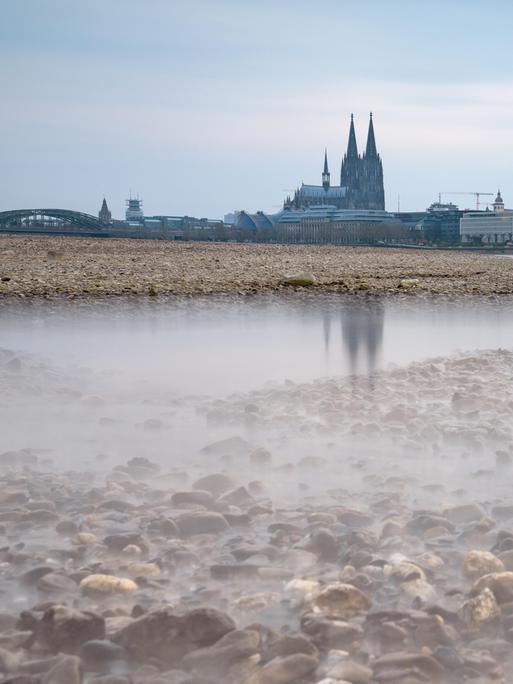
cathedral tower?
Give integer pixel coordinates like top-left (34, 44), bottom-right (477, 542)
top-left (322, 149), bottom-right (330, 189)
top-left (340, 114), bottom-right (360, 208)
top-left (360, 113), bottom-right (385, 210)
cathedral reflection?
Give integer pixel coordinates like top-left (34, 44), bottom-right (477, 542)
top-left (322, 302), bottom-right (385, 377)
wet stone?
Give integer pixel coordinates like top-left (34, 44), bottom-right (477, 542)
top-left (176, 511), bottom-right (229, 536)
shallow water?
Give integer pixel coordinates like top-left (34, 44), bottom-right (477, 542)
top-left (2, 293), bottom-right (513, 396)
top-left (3, 295), bottom-right (513, 680)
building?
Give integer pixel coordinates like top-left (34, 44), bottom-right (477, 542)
top-left (421, 202), bottom-right (463, 244)
top-left (125, 197), bottom-right (144, 224)
top-left (460, 191), bottom-right (513, 244)
top-left (98, 198), bottom-right (112, 224)
top-left (286, 113), bottom-right (385, 211)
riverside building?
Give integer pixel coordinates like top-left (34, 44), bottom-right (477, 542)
top-left (460, 191), bottom-right (513, 244)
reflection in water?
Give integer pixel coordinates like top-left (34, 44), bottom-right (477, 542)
top-left (323, 302), bottom-right (384, 377)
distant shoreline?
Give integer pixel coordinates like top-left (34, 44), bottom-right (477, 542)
top-left (2, 234), bottom-right (513, 299)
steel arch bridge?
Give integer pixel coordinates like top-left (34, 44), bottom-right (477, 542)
top-left (0, 208), bottom-right (105, 231)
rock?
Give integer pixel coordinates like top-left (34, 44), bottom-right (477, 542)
top-left (0, 646), bottom-right (21, 673)
top-left (85, 676), bottom-right (132, 684)
top-left (41, 655), bottom-right (81, 684)
top-left (181, 628), bottom-right (260, 677)
top-left (326, 660), bottom-right (373, 683)
top-left (445, 503), bottom-right (484, 525)
top-left (463, 550), bottom-right (505, 579)
top-left (460, 588), bottom-right (500, 626)
top-left (312, 583), bottom-right (371, 618)
top-left (103, 533), bottom-right (149, 553)
top-left (192, 473), bottom-right (236, 496)
top-left (200, 436), bottom-right (249, 456)
top-left (111, 607), bottom-right (235, 666)
top-left (177, 511), bottom-right (229, 536)
top-left (37, 605), bottom-right (105, 653)
top-left (266, 633), bottom-right (319, 660)
top-left (498, 549), bottom-right (513, 571)
top-left (217, 486), bottom-right (254, 507)
top-left (302, 528), bottom-right (339, 562)
top-left (80, 574), bottom-right (138, 595)
top-left (301, 613), bottom-right (364, 649)
top-left (171, 490), bottom-right (214, 507)
top-left (398, 278), bottom-right (420, 289)
top-left (71, 532), bottom-right (97, 545)
top-left (282, 273), bottom-right (317, 287)
top-left (79, 639), bottom-right (127, 669)
top-left (372, 651), bottom-right (446, 679)
top-left (127, 562), bottom-right (160, 577)
top-left (37, 572), bottom-right (77, 593)
top-left (245, 653), bottom-right (319, 683)
top-left (249, 448), bottom-right (272, 466)
top-left (473, 571), bottom-right (513, 602)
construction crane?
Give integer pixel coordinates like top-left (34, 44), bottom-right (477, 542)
top-left (439, 191), bottom-right (494, 210)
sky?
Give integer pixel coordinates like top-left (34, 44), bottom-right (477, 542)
top-left (1, 0), bottom-right (513, 219)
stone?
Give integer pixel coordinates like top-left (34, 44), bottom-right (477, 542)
top-left (249, 448), bottom-right (272, 466)
top-left (463, 550), bottom-right (505, 579)
top-left (460, 588), bottom-right (500, 626)
top-left (37, 573), bottom-right (77, 593)
top-left (80, 574), bottom-right (138, 595)
top-left (372, 651), bottom-right (446, 679)
top-left (71, 532), bottom-right (97, 545)
top-left (216, 486), bottom-right (254, 507)
top-left (171, 490), bottom-right (214, 507)
top-left (127, 562), bottom-right (160, 577)
top-left (302, 528), bottom-right (339, 562)
top-left (245, 653), bottom-right (319, 683)
top-left (111, 607), bottom-right (235, 666)
top-left (282, 273), bottom-right (317, 287)
top-left (181, 628), bottom-right (260, 677)
top-left (37, 605), bottom-right (105, 653)
top-left (326, 660), bottom-right (373, 683)
top-left (473, 571), bottom-right (513, 602)
top-left (41, 655), bottom-right (82, 684)
top-left (103, 533), bottom-right (149, 553)
top-left (176, 511), bottom-right (229, 536)
top-left (266, 633), bottom-right (319, 660)
top-left (200, 436), bottom-right (249, 456)
top-left (445, 503), bottom-right (484, 525)
top-left (192, 473), bottom-right (236, 496)
top-left (301, 613), bottom-right (364, 649)
top-left (79, 638), bottom-right (127, 664)
top-left (312, 583), bottom-right (371, 618)
top-left (398, 278), bottom-right (420, 289)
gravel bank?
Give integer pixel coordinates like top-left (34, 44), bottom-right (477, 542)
top-left (1, 234), bottom-right (513, 297)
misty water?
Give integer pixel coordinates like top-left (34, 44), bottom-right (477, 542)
top-left (3, 294), bottom-right (513, 681)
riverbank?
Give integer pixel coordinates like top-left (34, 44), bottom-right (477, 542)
top-left (2, 234), bottom-right (513, 297)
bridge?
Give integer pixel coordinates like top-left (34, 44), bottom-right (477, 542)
top-left (0, 208), bottom-right (106, 234)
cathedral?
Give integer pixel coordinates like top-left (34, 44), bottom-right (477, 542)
top-left (285, 113), bottom-right (385, 211)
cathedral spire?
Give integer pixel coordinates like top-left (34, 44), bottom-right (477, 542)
top-left (365, 112), bottom-right (377, 157)
top-left (322, 148), bottom-right (330, 189)
top-left (346, 113), bottom-right (358, 158)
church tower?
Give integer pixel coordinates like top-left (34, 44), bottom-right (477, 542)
top-left (494, 189), bottom-right (505, 212)
top-left (340, 114), bottom-right (360, 208)
top-left (360, 113), bottom-right (385, 210)
top-left (322, 149), bottom-right (330, 189)
top-left (98, 198), bottom-right (112, 224)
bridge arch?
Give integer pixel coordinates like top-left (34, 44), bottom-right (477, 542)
top-left (0, 209), bottom-right (106, 232)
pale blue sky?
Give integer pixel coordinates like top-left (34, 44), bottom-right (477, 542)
top-left (2, 0), bottom-right (512, 218)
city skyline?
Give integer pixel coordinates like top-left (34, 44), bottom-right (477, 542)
top-left (1, 0), bottom-right (512, 218)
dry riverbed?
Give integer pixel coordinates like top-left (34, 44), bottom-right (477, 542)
top-left (1, 235), bottom-right (513, 297)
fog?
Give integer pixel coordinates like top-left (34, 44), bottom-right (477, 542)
top-left (2, 294), bottom-right (513, 682)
